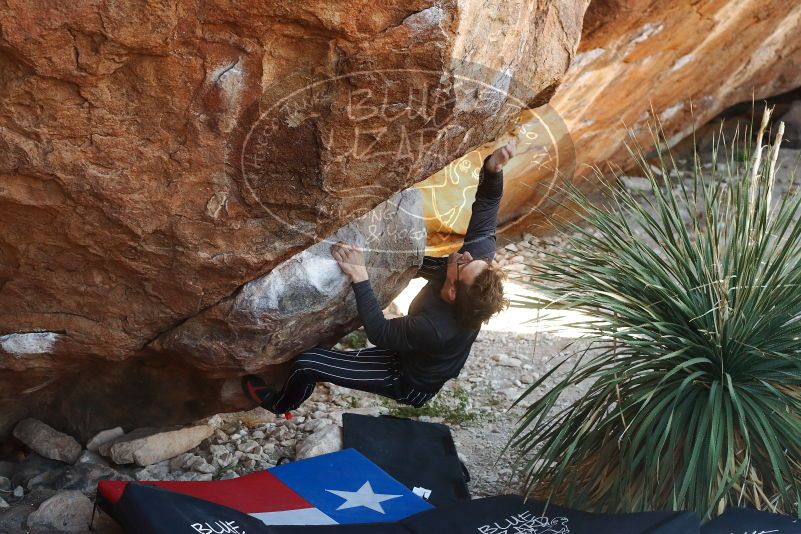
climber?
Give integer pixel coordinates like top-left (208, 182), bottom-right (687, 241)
top-left (242, 139), bottom-right (516, 413)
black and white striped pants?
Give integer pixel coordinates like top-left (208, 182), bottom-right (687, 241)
top-left (267, 346), bottom-right (439, 414)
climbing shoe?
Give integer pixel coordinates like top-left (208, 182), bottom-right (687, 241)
top-left (241, 374), bottom-right (279, 411)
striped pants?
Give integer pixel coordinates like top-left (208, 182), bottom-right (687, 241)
top-left (267, 346), bottom-right (439, 414)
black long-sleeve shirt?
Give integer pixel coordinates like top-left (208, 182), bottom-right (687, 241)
top-left (351, 155), bottom-right (503, 391)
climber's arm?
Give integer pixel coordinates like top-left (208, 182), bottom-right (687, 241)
top-left (458, 140), bottom-right (515, 260)
top-left (350, 279), bottom-right (440, 352)
top-left (414, 147), bottom-right (509, 280)
top-left (331, 242), bottom-right (441, 352)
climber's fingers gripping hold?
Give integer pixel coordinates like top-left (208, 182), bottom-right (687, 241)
top-left (331, 242), bottom-right (369, 284)
top-left (331, 243), bottom-right (345, 263)
top-left (493, 138), bottom-right (516, 167)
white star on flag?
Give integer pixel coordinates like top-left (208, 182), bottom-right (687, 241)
top-left (326, 481), bottom-right (402, 514)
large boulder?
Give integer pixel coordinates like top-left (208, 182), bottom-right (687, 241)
top-left (12, 191), bottom-right (423, 441)
top-left (0, 0), bottom-right (589, 437)
top-left (152, 189), bottom-right (425, 372)
top-left (420, 0), bottom-right (801, 243)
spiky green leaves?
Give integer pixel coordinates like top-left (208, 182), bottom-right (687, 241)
top-left (512, 110), bottom-right (801, 519)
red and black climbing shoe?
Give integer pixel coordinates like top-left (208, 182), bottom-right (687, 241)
top-left (241, 375), bottom-right (279, 411)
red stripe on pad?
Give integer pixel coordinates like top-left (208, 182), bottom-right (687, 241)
top-left (98, 470), bottom-right (312, 513)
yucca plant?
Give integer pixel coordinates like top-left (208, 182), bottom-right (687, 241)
top-left (510, 109), bottom-right (801, 519)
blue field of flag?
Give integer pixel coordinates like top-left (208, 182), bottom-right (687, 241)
top-left (269, 448), bottom-right (434, 524)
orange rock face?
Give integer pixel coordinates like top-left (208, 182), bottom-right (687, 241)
top-left (0, 0), bottom-right (588, 437)
top-left (420, 0), bottom-right (801, 243)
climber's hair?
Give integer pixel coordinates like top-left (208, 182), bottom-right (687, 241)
top-left (454, 263), bottom-right (509, 330)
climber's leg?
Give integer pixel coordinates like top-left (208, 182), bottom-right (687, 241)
top-left (267, 346), bottom-right (433, 413)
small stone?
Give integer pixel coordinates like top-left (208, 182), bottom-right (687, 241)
top-left (135, 461), bottom-right (170, 481)
top-left (237, 440), bottom-right (261, 454)
top-left (212, 451), bottom-right (237, 469)
top-left (109, 425), bottom-right (214, 466)
top-left (76, 450), bottom-right (108, 466)
top-left (205, 414), bottom-right (224, 429)
top-left (270, 426), bottom-right (288, 440)
top-left (98, 427), bottom-right (159, 457)
top-left (169, 452), bottom-right (196, 472)
top-left (12, 419), bottom-right (82, 464)
top-left (190, 457), bottom-right (215, 474)
top-left (240, 458), bottom-right (256, 471)
top-left (498, 356), bottom-right (522, 367)
top-left (260, 442), bottom-right (276, 458)
top-left (0, 497), bottom-right (8, 508)
top-left (304, 419), bottom-right (329, 433)
top-left (251, 430), bottom-right (265, 440)
top-left (219, 471), bottom-right (238, 480)
top-left (25, 470), bottom-right (51, 490)
top-left (244, 452), bottom-right (263, 463)
top-left (619, 175), bottom-right (652, 191)
top-left (86, 427), bottom-right (125, 452)
top-left (295, 424), bottom-right (342, 460)
top-left (13, 485), bottom-right (23, 497)
top-left (209, 444), bottom-right (229, 456)
top-left (27, 490), bottom-right (93, 533)
top-left (504, 243), bottom-right (519, 252)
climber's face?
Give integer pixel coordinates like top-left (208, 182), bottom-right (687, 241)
top-left (440, 250), bottom-right (489, 304)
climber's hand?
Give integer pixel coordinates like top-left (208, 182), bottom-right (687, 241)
top-left (485, 138), bottom-right (517, 173)
top-left (331, 242), bottom-right (369, 283)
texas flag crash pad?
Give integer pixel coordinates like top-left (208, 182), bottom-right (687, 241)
top-left (96, 448), bottom-right (433, 533)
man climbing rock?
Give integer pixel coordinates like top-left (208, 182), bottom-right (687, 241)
top-left (243, 139), bottom-right (516, 413)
